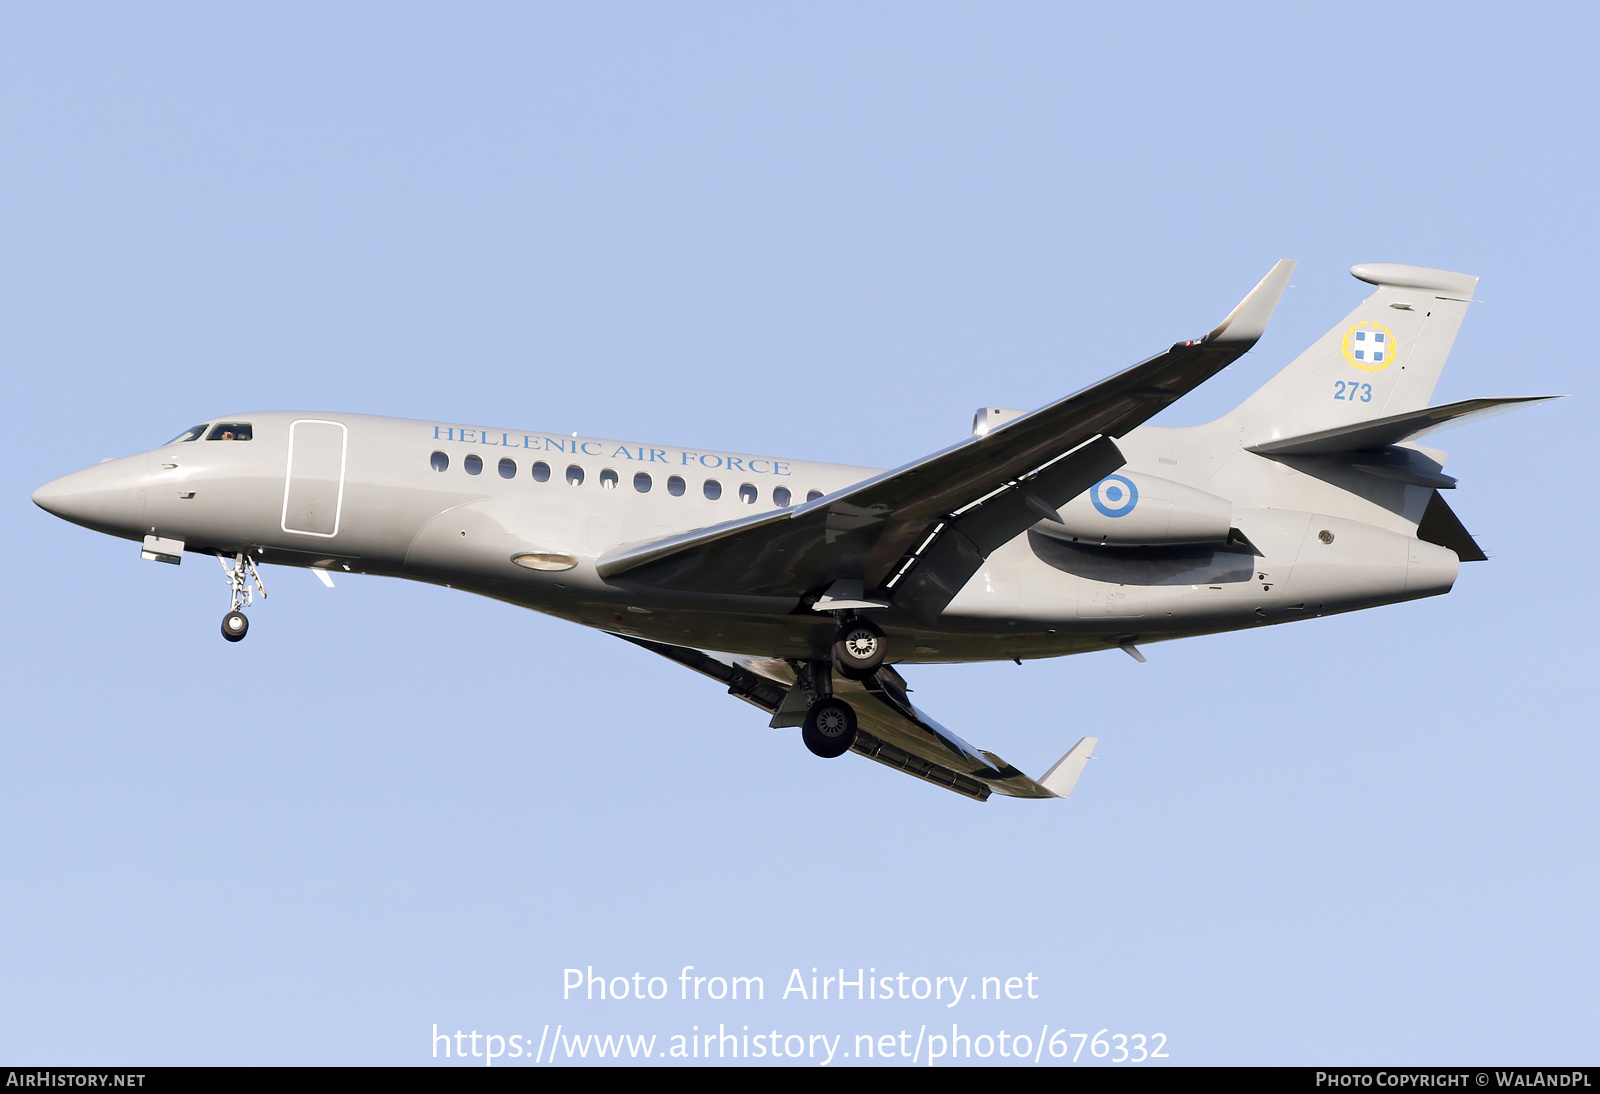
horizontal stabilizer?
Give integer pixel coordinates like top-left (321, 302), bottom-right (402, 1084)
top-left (1249, 396), bottom-right (1560, 456)
top-left (1038, 737), bottom-right (1098, 798)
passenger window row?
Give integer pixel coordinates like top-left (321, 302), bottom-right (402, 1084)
top-left (429, 451), bottom-right (825, 506)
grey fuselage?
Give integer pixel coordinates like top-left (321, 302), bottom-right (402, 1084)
top-left (32, 410), bottom-right (1460, 663)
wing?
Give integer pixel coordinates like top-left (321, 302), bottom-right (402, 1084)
top-left (600, 260), bottom-right (1294, 622)
top-left (619, 634), bottom-right (1098, 803)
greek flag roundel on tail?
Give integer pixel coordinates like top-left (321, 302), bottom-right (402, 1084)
top-left (1343, 321), bottom-right (1396, 370)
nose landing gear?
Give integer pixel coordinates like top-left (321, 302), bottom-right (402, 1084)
top-left (217, 551), bottom-right (266, 642)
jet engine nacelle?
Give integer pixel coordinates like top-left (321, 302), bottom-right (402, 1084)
top-left (1047, 472), bottom-right (1233, 546)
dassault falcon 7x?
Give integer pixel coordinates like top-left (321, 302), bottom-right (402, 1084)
top-left (33, 262), bottom-right (1555, 802)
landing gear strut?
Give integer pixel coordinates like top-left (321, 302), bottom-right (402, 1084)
top-left (831, 615), bottom-right (886, 680)
top-left (802, 697), bottom-right (857, 759)
top-left (218, 551), bottom-right (266, 643)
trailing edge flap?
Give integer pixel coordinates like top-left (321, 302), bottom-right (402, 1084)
top-left (837, 666), bottom-right (1057, 800)
top-left (614, 633), bottom-right (792, 710)
top-left (597, 260), bottom-right (1295, 600)
top-left (1248, 396), bottom-right (1560, 457)
top-left (615, 633), bottom-right (1064, 802)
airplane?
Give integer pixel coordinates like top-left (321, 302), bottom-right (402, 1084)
top-left (31, 261), bottom-right (1557, 803)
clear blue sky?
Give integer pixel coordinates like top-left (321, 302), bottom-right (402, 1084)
top-left (2, 2), bottom-right (1594, 1066)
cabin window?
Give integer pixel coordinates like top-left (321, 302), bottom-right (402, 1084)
top-left (634, 472), bottom-right (652, 493)
top-left (532, 461), bottom-right (551, 482)
top-left (773, 486), bottom-right (791, 507)
top-left (807, 489), bottom-right (823, 502)
top-left (566, 464), bottom-right (585, 486)
top-left (166, 424), bottom-right (210, 445)
top-left (498, 458), bottom-right (517, 479)
top-left (600, 469), bottom-right (618, 489)
top-left (739, 483), bottom-right (757, 505)
top-left (703, 479), bottom-right (722, 501)
top-left (667, 475), bottom-right (686, 496)
top-left (430, 451), bottom-right (449, 472)
top-left (464, 454), bottom-right (483, 475)
top-left (206, 422), bottom-right (253, 441)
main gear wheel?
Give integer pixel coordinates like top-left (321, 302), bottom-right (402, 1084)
top-left (832, 617), bottom-right (886, 680)
top-left (801, 698), bottom-right (857, 758)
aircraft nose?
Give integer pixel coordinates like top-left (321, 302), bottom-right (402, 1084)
top-left (33, 457), bottom-right (149, 537)
top-left (31, 477), bottom-right (67, 516)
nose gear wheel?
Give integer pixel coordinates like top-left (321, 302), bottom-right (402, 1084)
top-left (217, 551), bottom-right (267, 642)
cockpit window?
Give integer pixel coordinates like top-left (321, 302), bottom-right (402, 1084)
top-left (206, 422), bottom-right (253, 441)
top-left (166, 424), bottom-right (210, 444)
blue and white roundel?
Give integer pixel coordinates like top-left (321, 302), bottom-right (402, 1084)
top-left (1091, 474), bottom-right (1139, 518)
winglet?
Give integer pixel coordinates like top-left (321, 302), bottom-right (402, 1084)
top-left (1038, 736), bottom-right (1098, 799)
top-left (1205, 259), bottom-right (1296, 347)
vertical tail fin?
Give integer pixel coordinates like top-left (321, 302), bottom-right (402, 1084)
top-left (1228, 263), bottom-right (1479, 446)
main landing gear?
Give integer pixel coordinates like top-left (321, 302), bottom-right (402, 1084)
top-left (792, 614), bottom-right (888, 758)
top-left (218, 551), bottom-right (267, 643)
top-left (802, 697), bottom-right (857, 759)
top-left (791, 658), bottom-right (860, 759)
top-left (831, 615), bottom-right (886, 680)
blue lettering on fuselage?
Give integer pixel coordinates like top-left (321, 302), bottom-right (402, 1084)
top-left (428, 424), bottom-right (791, 474)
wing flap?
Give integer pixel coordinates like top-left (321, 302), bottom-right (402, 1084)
top-left (614, 634), bottom-right (791, 711)
top-left (886, 434), bottom-right (1126, 624)
top-left (831, 666), bottom-right (1059, 799)
top-left (851, 730), bottom-right (992, 802)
